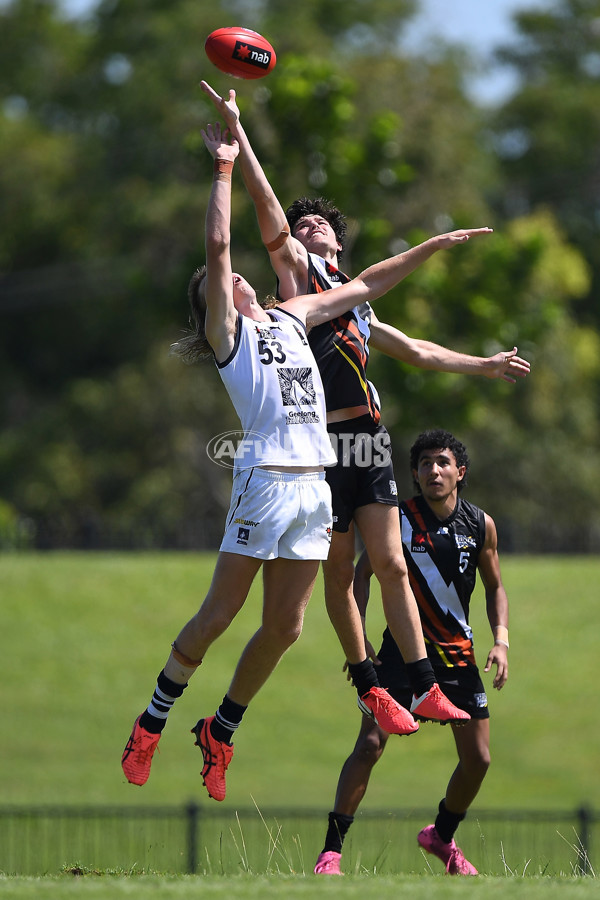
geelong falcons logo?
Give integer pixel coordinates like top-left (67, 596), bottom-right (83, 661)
top-left (277, 367), bottom-right (316, 406)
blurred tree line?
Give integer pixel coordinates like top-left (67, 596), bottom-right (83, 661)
top-left (0, 0), bottom-right (599, 551)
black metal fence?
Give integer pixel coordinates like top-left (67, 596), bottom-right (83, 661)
top-left (0, 804), bottom-right (596, 877)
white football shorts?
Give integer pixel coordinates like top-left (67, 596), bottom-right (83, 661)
top-left (219, 467), bottom-right (333, 560)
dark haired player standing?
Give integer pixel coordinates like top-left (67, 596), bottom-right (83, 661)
top-left (313, 429), bottom-right (510, 875)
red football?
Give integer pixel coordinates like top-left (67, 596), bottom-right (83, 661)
top-left (205, 27), bottom-right (276, 80)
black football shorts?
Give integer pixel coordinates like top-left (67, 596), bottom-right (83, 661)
top-left (326, 415), bottom-right (398, 532)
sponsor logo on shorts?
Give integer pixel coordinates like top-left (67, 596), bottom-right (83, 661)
top-left (389, 479), bottom-right (397, 496)
top-left (236, 527), bottom-right (250, 545)
top-left (474, 692), bottom-right (488, 708)
top-left (234, 518), bottom-right (260, 527)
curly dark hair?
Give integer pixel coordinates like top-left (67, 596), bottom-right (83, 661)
top-left (285, 197), bottom-right (347, 257)
top-left (409, 429), bottom-right (470, 494)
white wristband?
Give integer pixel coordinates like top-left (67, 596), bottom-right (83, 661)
top-left (494, 625), bottom-right (509, 648)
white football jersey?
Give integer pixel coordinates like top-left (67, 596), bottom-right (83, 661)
top-left (216, 307), bottom-right (337, 469)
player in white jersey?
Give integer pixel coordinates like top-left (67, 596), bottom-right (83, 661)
top-left (121, 125), bottom-right (334, 802)
top-left (215, 304), bottom-right (336, 560)
top-left (122, 119), bottom-right (490, 803)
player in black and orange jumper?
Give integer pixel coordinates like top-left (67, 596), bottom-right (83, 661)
top-left (313, 429), bottom-right (510, 876)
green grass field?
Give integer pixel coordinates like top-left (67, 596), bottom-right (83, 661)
top-left (0, 872), bottom-right (596, 900)
top-left (2, 552), bottom-right (599, 889)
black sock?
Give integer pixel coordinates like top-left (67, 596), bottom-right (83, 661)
top-left (322, 811), bottom-right (354, 854)
top-left (435, 798), bottom-right (466, 844)
top-left (347, 658), bottom-right (379, 698)
top-left (405, 658), bottom-right (436, 697)
top-left (209, 694), bottom-right (248, 745)
top-left (139, 670), bottom-right (186, 734)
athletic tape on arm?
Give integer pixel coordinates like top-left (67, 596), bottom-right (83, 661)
top-left (264, 222), bottom-right (290, 252)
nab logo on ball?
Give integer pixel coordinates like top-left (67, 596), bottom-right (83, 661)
top-left (233, 39), bottom-right (272, 72)
top-left (205, 27), bottom-right (277, 80)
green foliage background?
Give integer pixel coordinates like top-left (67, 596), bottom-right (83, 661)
top-left (1, 0), bottom-right (600, 550)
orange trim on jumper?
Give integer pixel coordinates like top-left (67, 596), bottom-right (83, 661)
top-left (405, 498), bottom-right (435, 551)
top-left (328, 315), bottom-right (380, 423)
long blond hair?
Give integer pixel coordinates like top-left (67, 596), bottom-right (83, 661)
top-left (170, 266), bottom-right (213, 363)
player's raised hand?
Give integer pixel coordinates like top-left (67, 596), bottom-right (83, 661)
top-left (200, 121), bottom-right (239, 161)
top-left (434, 227), bottom-right (494, 249)
top-left (485, 347), bottom-right (531, 383)
top-left (200, 80), bottom-right (240, 129)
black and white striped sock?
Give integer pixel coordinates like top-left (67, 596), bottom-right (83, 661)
top-left (210, 695), bottom-right (248, 745)
top-left (140, 671), bottom-right (186, 734)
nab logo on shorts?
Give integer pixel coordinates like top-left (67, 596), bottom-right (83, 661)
top-left (237, 527), bottom-right (250, 545)
top-left (411, 533), bottom-right (428, 553)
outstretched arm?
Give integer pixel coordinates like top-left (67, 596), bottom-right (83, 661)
top-left (200, 81), bottom-right (309, 297)
top-left (354, 228), bottom-right (493, 302)
top-left (370, 317), bottom-right (530, 383)
top-left (200, 122), bottom-right (240, 362)
top-left (479, 514), bottom-right (510, 690)
top-left (283, 228), bottom-right (493, 327)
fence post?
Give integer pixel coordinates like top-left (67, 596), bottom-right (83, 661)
top-left (186, 800), bottom-right (200, 874)
top-left (576, 805), bottom-right (592, 875)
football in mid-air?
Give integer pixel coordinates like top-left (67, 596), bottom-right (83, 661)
top-left (205, 27), bottom-right (276, 80)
